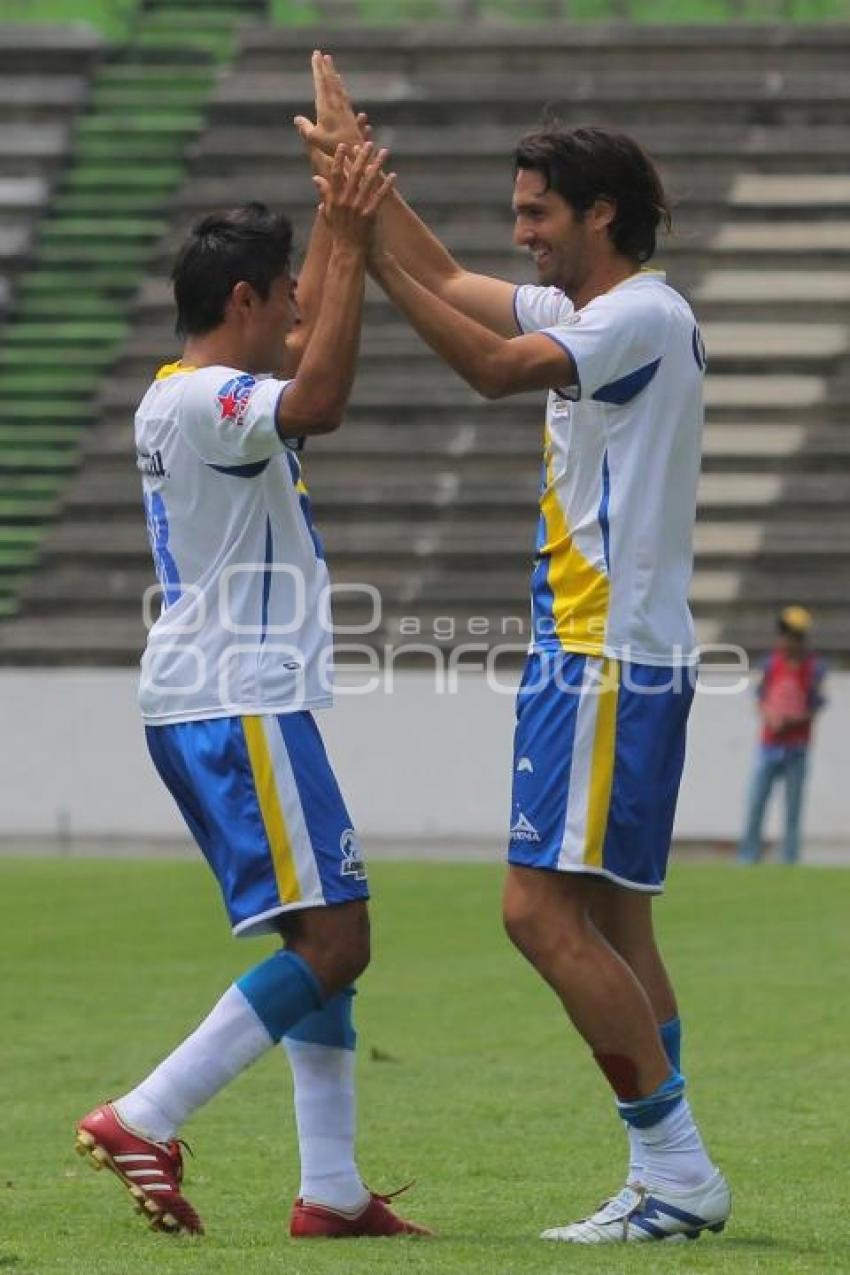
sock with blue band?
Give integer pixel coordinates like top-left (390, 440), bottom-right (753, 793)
top-left (615, 1033), bottom-right (713, 1191)
top-left (618, 1067), bottom-right (685, 1129)
top-left (114, 950), bottom-right (323, 1143)
top-left (660, 1015), bottom-right (682, 1073)
top-left (627, 1016), bottom-right (681, 1181)
top-left (283, 987), bottom-right (369, 1213)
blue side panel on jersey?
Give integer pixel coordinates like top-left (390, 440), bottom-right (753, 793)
top-left (531, 457), bottom-right (558, 647)
top-left (207, 459), bottom-right (270, 478)
top-left (287, 450), bottom-right (326, 561)
top-left (144, 490), bottom-right (182, 607)
top-left (531, 511), bottom-right (557, 647)
top-left (592, 357), bottom-right (661, 405)
top-left (598, 451), bottom-right (611, 572)
top-left (260, 516), bottom-right (273, 646)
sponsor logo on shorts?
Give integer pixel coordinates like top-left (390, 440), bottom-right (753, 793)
top-left (339, 827), bottom-right (367, 880)
top-left (510, 811), bottom-right (541, 843)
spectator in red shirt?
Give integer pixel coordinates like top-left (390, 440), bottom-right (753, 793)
top-left (738, 607), bottom-right (826, 864)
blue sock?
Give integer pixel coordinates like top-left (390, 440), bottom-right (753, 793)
top-left (660, 1016), bottom-right (682, 1073)
top-left (236, 949), bottom-right (323, 1042)
top-left (285, 986), bottom-right (357, 1050)
top-left (618, 1068), bottom-right (685, 1129)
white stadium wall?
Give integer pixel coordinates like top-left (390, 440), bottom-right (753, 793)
top-left (0, 669), bottom-right (847, 847)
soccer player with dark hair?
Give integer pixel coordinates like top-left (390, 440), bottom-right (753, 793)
top-left (75, 146), bottom-right (432, 1240)
top-left (297, 55), bottom-right (731, 1244)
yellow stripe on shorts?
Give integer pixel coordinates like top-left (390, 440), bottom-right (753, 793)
top-left (583, 658), bottom-right (620, 868)
top-left (241, 715), bottom-right (301, 905)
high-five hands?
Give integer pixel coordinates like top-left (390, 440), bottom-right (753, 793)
top-left (314, 142), bottom-right (395, 248)
top-left (295, 50), bottom-right (370, 158)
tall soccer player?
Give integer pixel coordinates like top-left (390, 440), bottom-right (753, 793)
top-left (74, 144), bottom-right (431, 1239)
top-left (297, 55), bottom-right (732, 1244)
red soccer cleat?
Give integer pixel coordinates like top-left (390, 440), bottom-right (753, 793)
top-left (75, 1103), bottom-right (203, 1235)
top-left (290, 1184), bottom-right (433, 1238)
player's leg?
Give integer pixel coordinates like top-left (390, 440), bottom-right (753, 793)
top-left (588, 884), bottom-right (681, 1185)
top-left (504, 867), bottom-right (672, 1093)
top-left (76, 713), bottom-right (370, 1235)
top-left (111, 901), bottom-right (368, 1143)
top-left (780, 747), bottom-right (807, 864)
top-left (282, 987), bottom-right (365, 1213)
top-left (738, 747), bottom-right (779, 863)
top-left (506, 653), bottom-right (728, 1242)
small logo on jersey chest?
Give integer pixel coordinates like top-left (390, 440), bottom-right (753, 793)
top-left (217, 374), bottom-right (256, 425)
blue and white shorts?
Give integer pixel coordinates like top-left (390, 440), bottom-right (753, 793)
top-left (146, 711), bottom-right (368, 937)
top-left (508, 652), bottom-right (696, 892)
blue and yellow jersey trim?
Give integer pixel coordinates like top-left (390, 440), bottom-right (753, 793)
top-left (531, 427), bottom-right (610, 655)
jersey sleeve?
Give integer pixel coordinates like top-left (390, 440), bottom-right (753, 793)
top-left (540, 287), bottom-right (669, 404)
top-left (513, 284), bottom-right (573, 334)
top-left (177, 367), bottom-right (290, 467)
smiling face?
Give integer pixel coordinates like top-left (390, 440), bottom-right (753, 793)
top-left (512, 167), bottom-right (615, 299)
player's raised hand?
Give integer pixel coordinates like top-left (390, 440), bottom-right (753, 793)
top-left (313, 142), bottom-right (395, 249)
top-left (294, 51), bottom-right (370, 157)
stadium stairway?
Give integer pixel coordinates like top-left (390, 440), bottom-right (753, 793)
top-left (0, 25), bottom-right (104, 618)
top-left (1, 24), bottom-right (849, 664)
top-left (0, 1), bottom-right (258, 629)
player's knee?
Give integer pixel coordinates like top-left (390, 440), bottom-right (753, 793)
top-left (502, 892), bottom-right (537, 955)
top-left (290, 905), bottom-right (371, 994)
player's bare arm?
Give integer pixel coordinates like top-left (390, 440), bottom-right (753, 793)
top-left (295, 51), bottom-right (518, 338)
top-left (370, 246), bottom-right (574, 401)
top-left (281, 208), bottom-right (331, 377)
top-left (278, 141), bottom-right (395, 436)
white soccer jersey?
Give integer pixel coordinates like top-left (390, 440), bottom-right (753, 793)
top-left (514, 272), bottom-right (705, 666)
top-left (135, 362), bottom-right (333, 723)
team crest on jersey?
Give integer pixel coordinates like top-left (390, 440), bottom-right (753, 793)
top-left (216, 373), bottom-right (256, 425)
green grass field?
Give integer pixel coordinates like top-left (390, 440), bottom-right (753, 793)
top-left (3, 858), bottom-right (847, 1273)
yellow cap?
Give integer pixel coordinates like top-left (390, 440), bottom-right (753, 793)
top-left (780, 605), bottom-right (812, 634)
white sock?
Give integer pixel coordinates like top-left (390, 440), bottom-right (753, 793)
top-left (114, 985), bottom-right (274, 1142)
top-left (283, 1038), bottom-right (369, 1213)
top-left (627, 1125), bottom-right (646, 1184)
top-left (634, 1098), bottom-right (715, 1193)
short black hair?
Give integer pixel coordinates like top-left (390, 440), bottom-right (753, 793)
top-left (171, 202), bottom-right (294, 336)
top-left (514, 125), bottom-right (671, 264)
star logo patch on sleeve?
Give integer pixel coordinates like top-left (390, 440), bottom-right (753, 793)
top-left (216, 373), bottom-right (256, 425)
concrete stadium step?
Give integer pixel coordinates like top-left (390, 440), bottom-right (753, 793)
top-left (0, 225), bottom-right (31, 264)
top-left (35, 516), bottom-right (850, 573)
top-left (0, 76), bottom-right (89, 121)
top-left (689, 568), bottom-right (850, 607)
top-left (712, 223), bottom-right (850, 253)
top-left (0, 123), bottom-right (70, 176)
top-left (0, 176), bottom-right (48, 212)
top-left (192, 121), bottom-right (850, 170)
top-left (731, 174), bottom-right (850, 208)
top-left (209, 70), bottom-right (850, 129)
top-left (59, 470), bottom-right (850, 523)
top-left (235, 25), bottom-right (850, 78)
top-left (695, 270), bottom-right (850, 304)
top-left (701, 425), bottom-right (850, 466)
top-left (0, 24), bottom-right (104, 73)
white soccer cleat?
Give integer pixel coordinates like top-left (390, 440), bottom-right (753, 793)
top-left (540, 1168), bottom-right (731, 1244)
